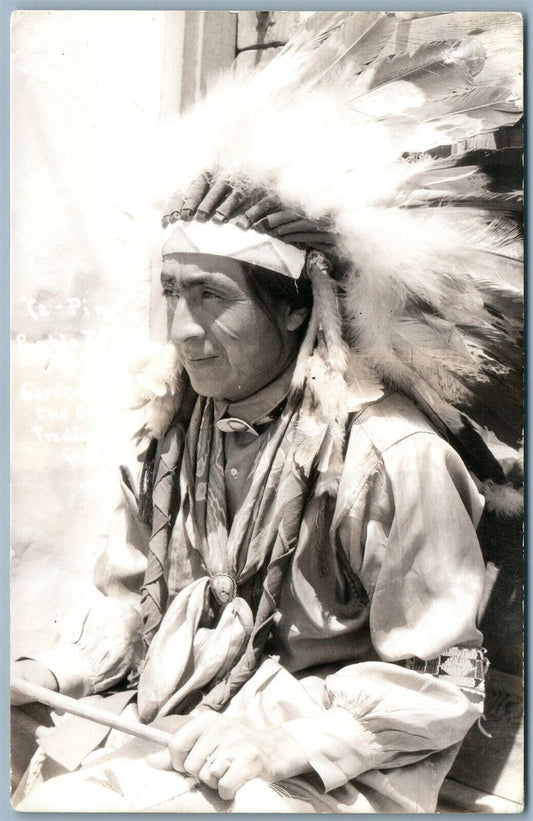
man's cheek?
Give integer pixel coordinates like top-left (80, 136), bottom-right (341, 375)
top-left (212, 314), bottom-right (243, 341)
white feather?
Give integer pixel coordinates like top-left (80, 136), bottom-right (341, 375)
top-left (479, 481), bottom-right (523, 516)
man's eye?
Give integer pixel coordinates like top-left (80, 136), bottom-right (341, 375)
top-left (201, 290), bottom-right (221, 300)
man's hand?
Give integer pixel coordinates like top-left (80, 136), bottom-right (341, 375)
top-left (10, 659), bottom-right (59, 706)
top-left (147, 711), bottom-right (310, 800)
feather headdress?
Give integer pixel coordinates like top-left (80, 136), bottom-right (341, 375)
top-left (145, 11), bottom-right (523, 507)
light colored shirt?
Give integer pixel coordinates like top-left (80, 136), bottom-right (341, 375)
top-left (33, 372), bottom-right (487, 811)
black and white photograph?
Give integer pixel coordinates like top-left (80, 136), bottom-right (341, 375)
top-left (10, 10), bottom-right (524, 813)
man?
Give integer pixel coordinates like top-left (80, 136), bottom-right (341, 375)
top-left (12, 10), bottom-right (522, 813)
top-left (13, 220), bottom-right (487, 813)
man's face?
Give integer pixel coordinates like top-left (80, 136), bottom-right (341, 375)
top-left (161, 254), bottom-right (304, 402)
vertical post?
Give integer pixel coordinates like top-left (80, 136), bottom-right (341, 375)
top-left (181, 11), bottom-right (237, 112)
top-left (150, 11), bottom-right (238, 340)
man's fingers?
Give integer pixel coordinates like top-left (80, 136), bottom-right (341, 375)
top-left (208, 757), bottom-right (232, 780)
top-left (183, 734), bottom-right (219, 779)
top-left (217, 758), bottom-right (261, 801)
top-left (197, 762), bottom-right (220, 791)
top-left (167, 720), bottom-right (206, 772)
top-left (144, 716), bottom-right (196, 771)
top-left (147, 713), bottom-right (225, 777)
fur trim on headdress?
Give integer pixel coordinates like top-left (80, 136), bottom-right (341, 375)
top-left (479, 480), bottom-right (523, 517)
top-left (127, 342), bottom-right (183, 439)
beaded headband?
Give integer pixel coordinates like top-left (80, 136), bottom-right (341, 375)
top-left (161, 219), bottom-right (306, 280)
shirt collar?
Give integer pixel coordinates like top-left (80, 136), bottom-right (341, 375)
top-left (213, 358), bottom-right (386, 434)
top-left (214, 362), bottom-right (295, 432)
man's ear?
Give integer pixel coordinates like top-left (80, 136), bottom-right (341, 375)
top-left (285, 306), bottom-right (309, 332)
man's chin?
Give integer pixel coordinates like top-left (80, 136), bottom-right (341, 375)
top-left (187, 378), bottom-right (227, 401)
top-left (186, 368), bottom-right (252, 403)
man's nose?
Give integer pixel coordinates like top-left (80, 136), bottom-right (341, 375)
top-left (170, 299), bottom-right (204, 344)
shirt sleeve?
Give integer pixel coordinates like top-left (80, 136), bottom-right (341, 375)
top-left (282, 431), bottom-right (487, 792)
top-left (23, 457), bottom-right (151, 699)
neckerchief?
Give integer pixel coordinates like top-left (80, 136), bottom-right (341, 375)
top-left (138, 393), bottom-right (320, 722)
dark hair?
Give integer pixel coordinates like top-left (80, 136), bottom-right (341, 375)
top-left (241, 261), bottom-right (313, 332)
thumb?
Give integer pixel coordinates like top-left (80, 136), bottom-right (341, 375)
top-left (144, 748), bottom-right (174, 771)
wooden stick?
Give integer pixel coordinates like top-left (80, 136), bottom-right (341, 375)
top-left (11, 677), bottom-right (281, 808)
top-left (11, 678), bottom-right (172, 747)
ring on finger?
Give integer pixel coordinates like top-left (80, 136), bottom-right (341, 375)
top-left (206, 756), bottom-right (231, 780)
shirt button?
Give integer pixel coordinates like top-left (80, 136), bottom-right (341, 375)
top-left (230, 467), bottom-right (239, 478)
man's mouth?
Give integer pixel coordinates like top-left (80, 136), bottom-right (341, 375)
top-left (185, 355), bottom-right (217, 363)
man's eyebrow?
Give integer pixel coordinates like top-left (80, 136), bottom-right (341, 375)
top-left (160, 271), bottom-right (231, 289)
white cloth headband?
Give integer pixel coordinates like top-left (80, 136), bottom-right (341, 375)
top-left (161, 220), bottom-right (306, 280)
